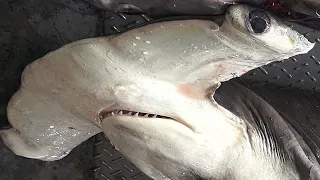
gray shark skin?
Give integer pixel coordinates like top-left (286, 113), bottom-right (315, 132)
top-left (0, 4), bottom-right (316, 180)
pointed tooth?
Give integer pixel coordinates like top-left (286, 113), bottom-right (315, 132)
top-left (152, 114), bottom-right (157, 118)
top-left (111, 112), bottom-right (115, 116)
top-left (118, 110), bottom-right (123, 115)
top-left (144, 113), bottom-right (149, 117)
top-left (134, 112), bottom-right (139, 116)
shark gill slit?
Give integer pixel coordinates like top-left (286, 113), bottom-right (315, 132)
top-left (242, 99), bottom-right (289, 162)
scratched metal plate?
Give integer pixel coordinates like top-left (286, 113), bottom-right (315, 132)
top-left (93, 11), bottom-right (320, 180)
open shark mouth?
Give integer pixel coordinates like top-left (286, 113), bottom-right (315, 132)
top-left (99, 109), bottom-right (194, 131)
top-left (99, 109), bottom-right (173, 120)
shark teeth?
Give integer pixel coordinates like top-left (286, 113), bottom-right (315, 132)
top-left (99, 109), bottom-right (172, 120)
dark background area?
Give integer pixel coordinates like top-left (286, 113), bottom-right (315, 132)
top-left (0, 0), bottom-right (100, 126)
top-left (0, 0), bottom-right (100, 179)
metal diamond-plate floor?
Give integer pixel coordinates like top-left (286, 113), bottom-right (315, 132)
top-left (93, 134), bottom-right (150, 180)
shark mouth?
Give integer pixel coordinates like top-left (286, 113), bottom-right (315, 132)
top-left (99, 109), bottom-right (194, 131)
top-left (99, 109), bottom-right (173, 120)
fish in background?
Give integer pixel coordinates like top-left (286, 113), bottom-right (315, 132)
top-left (84, 0), bottom-right (259, 17)
top-left (263, 0), bottom-right (320, 30)
top-left (273, 0), bottom-right (320, 18)
top-left (83, 0), bottom-right (319, 17)
top-left (1, 4), bottom-right (318, 180)
top-left (84, 0), bottom-right (320, 30)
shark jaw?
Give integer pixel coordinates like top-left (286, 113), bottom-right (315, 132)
top-left (98, 86), bottom-right (302, 180)
top-left (99, 108), bottom-right (197, 132)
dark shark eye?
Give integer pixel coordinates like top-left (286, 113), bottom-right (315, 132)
top-left (247, 9), bottom-right (271, 34)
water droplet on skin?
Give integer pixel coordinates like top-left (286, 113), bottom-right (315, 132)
top-left (50, 126), bottom-right (54, 128)
top-left (160, 26), bottom-right (164, 28)
top-left (177, 39), bottom-right (180, 41)
top-left (143, 51), bottom-right (148, 55)
top-left (132, 43), bottom-right (137, 46)
top-left (139, 58), bottom-right (144, 61)
top-left (136, 36), bottom-right (141, 40)
top-left (145, 41), bottom-right (151, 44)
top-left (173, 4), bottom-right (176, 7)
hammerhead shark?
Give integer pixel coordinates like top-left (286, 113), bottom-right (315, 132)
top-left (1, 4), bottom-right (319, 180)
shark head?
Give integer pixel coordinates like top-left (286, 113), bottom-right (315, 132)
top-left (95, 4), bottom-right (314, 180)
top-left (3, 4), bottom-right (315, 180)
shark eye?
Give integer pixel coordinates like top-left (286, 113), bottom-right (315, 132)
top-left (247, 9), bottom-right (271, 34)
